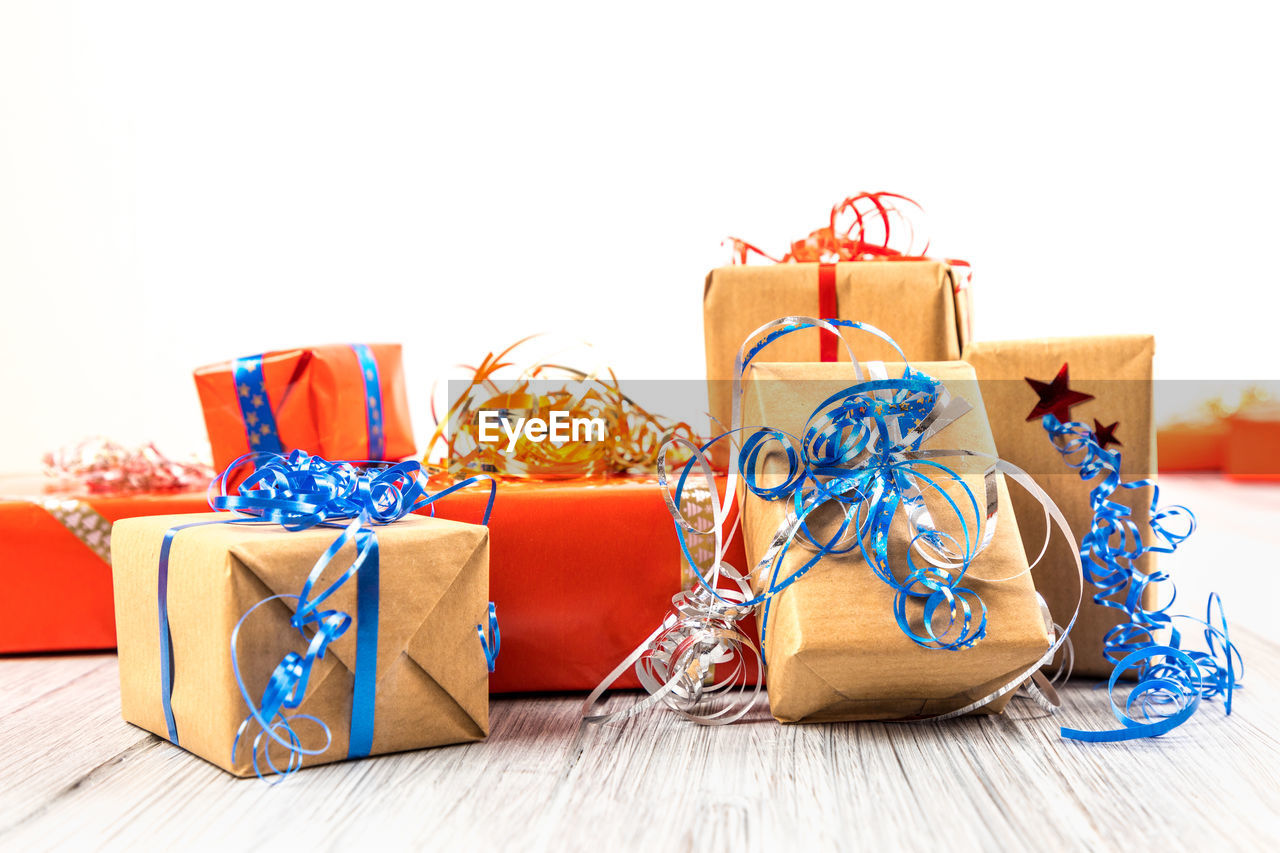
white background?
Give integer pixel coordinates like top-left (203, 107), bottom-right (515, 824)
top-left (2, 1), bottom-right (1277, 472)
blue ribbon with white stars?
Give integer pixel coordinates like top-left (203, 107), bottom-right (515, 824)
top-left (232, 356), bottom-right (284, 454)
top-left (350, 344), bottom-right (386, 459)
top-left (155, 450), bottom-right (497, 781)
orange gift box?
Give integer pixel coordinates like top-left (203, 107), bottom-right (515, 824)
top-left (1226, 405), bottom-right (1280, 480)
top-left (1, 471), bottom-right (755, 694)
top-left (194, 343), bottom-right (415, 471)
top-left (425, 476), bottom-right (751, 693)
top-left (1158, 421), bottom-right (1228, 471)
top-left (0, 476), bottom-right (210, 653)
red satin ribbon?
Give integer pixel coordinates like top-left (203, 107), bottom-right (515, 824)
top-left (818, 263), bottom-right (838, 362)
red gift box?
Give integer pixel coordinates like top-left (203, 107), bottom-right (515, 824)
top-left (0, 476), bottom-right (210, 653)
top-left (426, 475), bottom-right (751, 693)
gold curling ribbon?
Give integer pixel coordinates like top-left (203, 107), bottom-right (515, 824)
top-left (425, 337), bottom-right (698, 479)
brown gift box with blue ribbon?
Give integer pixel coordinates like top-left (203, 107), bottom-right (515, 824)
top-left (112, 512), bottom-right (491, 777)
top-left (194, 343), bottom-right (415, 471)
top-left (738, 360), bottom-right (1052, 722)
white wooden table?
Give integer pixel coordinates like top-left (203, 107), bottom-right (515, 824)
top-left (2, 475), bottom-right (1278, 851)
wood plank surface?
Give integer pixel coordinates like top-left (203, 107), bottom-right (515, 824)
top-left (0, 636), bottom-right (1275, 852)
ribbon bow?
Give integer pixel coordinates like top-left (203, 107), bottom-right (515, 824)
top-left (737, 358), bottom-right (996, 653)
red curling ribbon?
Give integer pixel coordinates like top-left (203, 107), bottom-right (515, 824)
top-left (726, 192), bottom-right (932, 265)
top-left (817, 263), bottom-right (838, 362)
top-left (726, 193), bottom-right (970, 356)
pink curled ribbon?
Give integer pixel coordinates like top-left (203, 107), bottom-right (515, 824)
top-left (44, 437), bottom-right (213, 494)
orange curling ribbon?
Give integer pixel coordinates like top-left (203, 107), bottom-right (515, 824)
top-left (425, 337), bottom-right (698, 480)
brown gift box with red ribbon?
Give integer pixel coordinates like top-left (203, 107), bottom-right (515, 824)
top-left (962, 335), bottom-right (1157, 678)
top-left (706, 194), bottom-right (972, 434)
top-left (704, 259), bottom-right (971, 433)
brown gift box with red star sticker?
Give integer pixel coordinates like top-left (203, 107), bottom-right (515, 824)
top-left (963, 335), bottom-right (1156, 678)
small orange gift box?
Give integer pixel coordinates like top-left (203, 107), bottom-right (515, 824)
top-left (1158, 420), bottom-right (1228, 471)
top-left (194, 344), bottom-right (415, 471)
top-left (1226, 404), bottom-right (1280, 480)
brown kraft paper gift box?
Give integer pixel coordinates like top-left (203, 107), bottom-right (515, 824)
top-left (739, 360), bottom-right (1050, 722)
top-left (963, 336), bottom-right (1155, 678)
top-left (113, 513), bottom-right (490, 777)
top-left (704, 260), bottom-right (971, 433)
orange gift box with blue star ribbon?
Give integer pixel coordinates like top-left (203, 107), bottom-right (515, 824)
top-left (193, 344), bottom-right (415, 471)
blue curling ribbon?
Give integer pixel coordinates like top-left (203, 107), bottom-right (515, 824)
top-left (1039, 415), bottom-right (1243, 741)
top-left (686, 319), bottom-right (997, 655)
top-left (156, 449), bottom-right (497, 781)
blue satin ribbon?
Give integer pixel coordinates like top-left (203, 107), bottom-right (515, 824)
top-left (158, 519), bottom-right (233, 743)
top-left (350, 344), bottom-right (386, 459)
top-left (157, 449), bottom-right (497, 781)
top-left (478, 602), bottom-right (500, 673)
top-left (1040, 415), bottom-right (1243, 741)
top-left (232, 356), bottom-right (284, 454)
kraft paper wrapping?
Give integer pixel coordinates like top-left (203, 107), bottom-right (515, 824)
top-left (963, 335), bottom-right (1156, 678)
top-left (704, 260), bottom-right (970, 433)
top-left (739, 361), bottom-right (1050, 722)
top-left (113, 513), bottom-right (490, 777)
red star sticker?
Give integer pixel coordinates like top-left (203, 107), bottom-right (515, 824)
top-left (1025, 363), bottom-right (1095, 423)
top-left (1093, 419), bottom-right (1122, 449)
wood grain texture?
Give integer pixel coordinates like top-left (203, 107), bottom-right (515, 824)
top-left (1, 474), bottom-right (1277, 850)
top-left (1, 638), bottom-right (1276, 852)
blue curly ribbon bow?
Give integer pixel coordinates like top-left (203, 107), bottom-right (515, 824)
top-left (155, 449), bottom-right (497, 781)
top-left (681, 319), bottom-right (1063, 658)
top-left (1039, 415), bottom-right (1242, 742)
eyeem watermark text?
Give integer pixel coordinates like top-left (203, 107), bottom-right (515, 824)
top-left (478, 411), bottom-right (608, 453)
